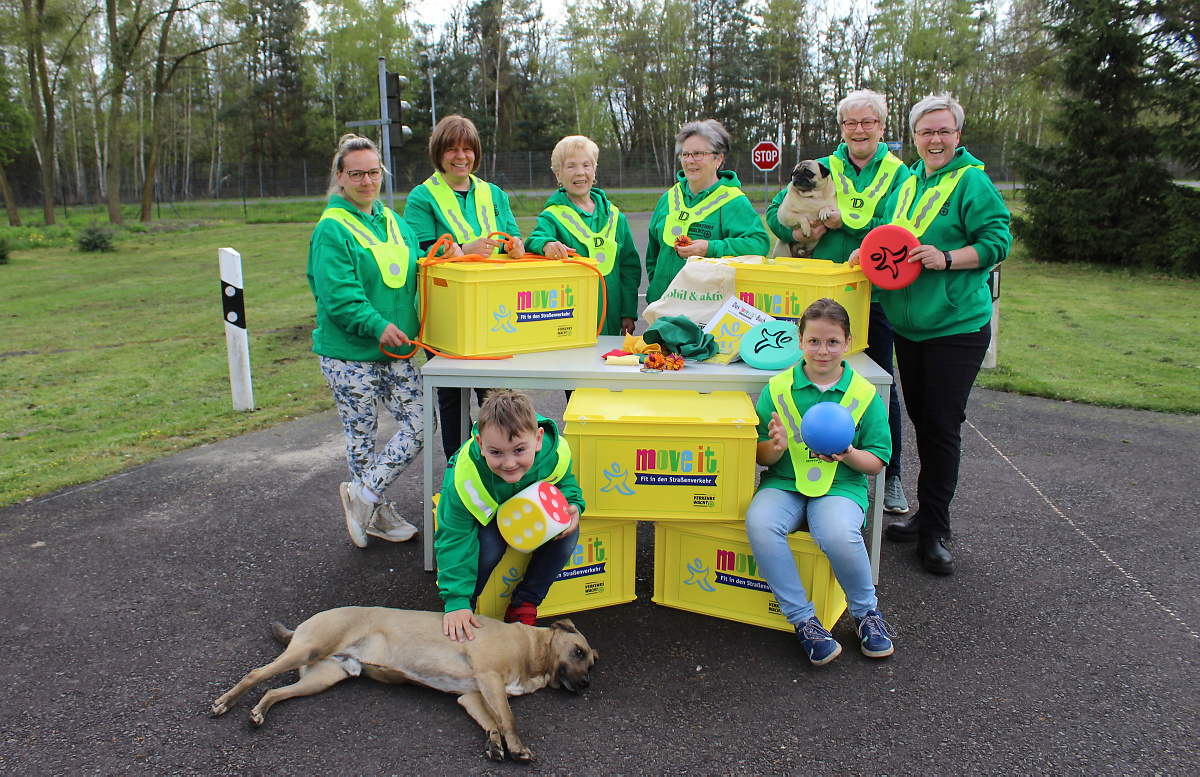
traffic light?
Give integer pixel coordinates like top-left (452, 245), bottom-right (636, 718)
top-left (384, 72), bottom-right (413, 147)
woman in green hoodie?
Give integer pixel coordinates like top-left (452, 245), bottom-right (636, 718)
top-left (527, 135), bottom-right (642, 336)
top-left (308, 134), bottom-right (435, 549)
top-left (645, 119), bottom-right (771, 304)
top-left (850, 93), bottom-right (1012, 576)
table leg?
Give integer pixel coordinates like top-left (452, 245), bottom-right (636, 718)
top-left (423, 375), bottom-right (436, 572)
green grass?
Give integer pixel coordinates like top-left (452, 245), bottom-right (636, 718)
top-left (976, 243), bottom-right (1200, 413)
top-left (1, 213), bottom-right (1195, 509)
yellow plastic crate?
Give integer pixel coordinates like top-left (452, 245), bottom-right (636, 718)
top-left (729, 258), bottom-right (871, 354)
top-left (475, 517), bottom-right (638, 619)
top-left (418, 259), bottom-right (599, 356)
top-left (652, 520), bottom-right (846, 632)
top-left (563, 389), bottom-right (757, 522)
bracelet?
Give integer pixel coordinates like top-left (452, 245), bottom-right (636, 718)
top-left (943, 250), bottom-right (954, 270)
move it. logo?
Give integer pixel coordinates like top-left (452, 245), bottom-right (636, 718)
top-left (492, 284), bottom-right (578, 332)
top-left (683, 547), bottom-right (771, 595)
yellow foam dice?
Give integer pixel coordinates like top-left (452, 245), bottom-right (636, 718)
top-left (497, 481), bottom-right (573, 552)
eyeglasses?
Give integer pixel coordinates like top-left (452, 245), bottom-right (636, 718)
top-left (803, 338), bottom-right (847, 352)
top-left (915, 128), bottom-right (958, 140)
top-left (678, 151), bottom-right (718, 161)
top-left (841, 118), bottom-right (879, 130)
top-left (343, 168), bottom-right (383, 182)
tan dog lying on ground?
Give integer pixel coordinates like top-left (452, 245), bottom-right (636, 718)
top-left (772, 159), bottom-right (837, 258)
top-left (211, 607), bottom-right (599, 762)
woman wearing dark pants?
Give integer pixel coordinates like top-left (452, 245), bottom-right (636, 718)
top-left (851, 92), bottom-right (1011, 574)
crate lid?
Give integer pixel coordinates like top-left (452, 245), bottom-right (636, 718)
top-left (421, 259), bottom-right (595, 277)
top-left (731, 258), bottom-right (867, 281)
top-left (564, 388), bottom-right (757, 426)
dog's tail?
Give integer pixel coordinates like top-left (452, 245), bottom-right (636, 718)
top-left (270, 621), bottom-right (294, 645)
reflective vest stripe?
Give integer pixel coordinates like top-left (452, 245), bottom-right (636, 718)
top-left (452, 435), bottom-right (573, 525)
top-left (661, 184), bottom-right (746, 246)
top-left (889, 165), bottom-right (984, 238)
top-left (545, 204), bottom-right (620, 275)
top-left (769, 367), bottom-right (876, 497)
top-left (422, 173), bottom-right (501, 254)
top-left (827, 153), bottom-right (903, 230)
top-left (319, 207), bottom-right (410, 288)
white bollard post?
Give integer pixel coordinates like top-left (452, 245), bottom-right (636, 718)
top-left (219, 247), bottom-right (255, 411)
top-left (982, 266), bottom-right (1001, 369)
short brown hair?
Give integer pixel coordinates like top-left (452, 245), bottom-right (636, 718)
top-left (477, 389), bottom-right (538, 441)
top-left (799, 298), bottom-right (852, 340)
top-left (428, 115), bottom-right (483, 174)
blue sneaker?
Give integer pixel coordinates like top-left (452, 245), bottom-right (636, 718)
top-left (796, 617), bottom-right (842, 666)
top-left (855, 609), bottom-right (895, 658)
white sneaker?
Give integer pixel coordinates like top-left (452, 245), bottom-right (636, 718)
top-left (367, 501), bottom-right (418, 542)
top-left (339, 482), bottom-right (372, 548)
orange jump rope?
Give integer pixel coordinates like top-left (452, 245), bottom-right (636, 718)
top-left (379, 231), bottom-right (608, 361)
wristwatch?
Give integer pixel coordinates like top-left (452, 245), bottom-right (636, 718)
top-left (943, 250), bottom-right (954, 270)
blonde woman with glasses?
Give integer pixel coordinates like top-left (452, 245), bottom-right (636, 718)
top-left (308, 133), bottom-right (435, 549)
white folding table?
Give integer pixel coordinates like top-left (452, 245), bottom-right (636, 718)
top-left (420, 336), bottom-right (892, 582)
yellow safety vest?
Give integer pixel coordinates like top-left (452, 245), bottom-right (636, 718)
top-left (889, 164), bottom-right (984, 238)
top-left (769, 367), bottom-right (876, 497)
top-left (452, 435), bottom-right (572, 525)
top-left (545, 203), bottom-right (621, 275)
top-left (422, 173), bottom-right (501, 254)
top-left (661, 183), bottom-right (746, 246)
top-left (827, 153), bottom-right (904, 230)
top-left (319, 207), bottom-right (410, 288)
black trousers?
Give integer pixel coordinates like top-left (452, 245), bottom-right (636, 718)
top-left (437, 387), bottom-right (491, 459)
top-left (892, 324), bottom-right (990, 540)
top-left (864, 301), bottom-right (903, 480)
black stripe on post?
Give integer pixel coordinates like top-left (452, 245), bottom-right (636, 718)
top-left (222, 281), bottom-right (246, 329)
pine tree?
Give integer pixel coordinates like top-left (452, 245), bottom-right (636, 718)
top-left (1014, 0), bottom-right (1199, 275)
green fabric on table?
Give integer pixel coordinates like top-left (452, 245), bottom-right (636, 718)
top-left (643, 316), bottom-right (720, 360)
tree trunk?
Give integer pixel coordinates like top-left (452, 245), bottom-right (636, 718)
top-left (0, 164), bottom-right (21, 226)
top-left (23, 0), bottom-right (56, 225)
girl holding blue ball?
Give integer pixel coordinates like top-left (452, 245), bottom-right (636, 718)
top-left (745, 298), bottom-right (894, 666)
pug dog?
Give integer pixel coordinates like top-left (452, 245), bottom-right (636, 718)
top-left (772, 160), bottom-right (837, 258)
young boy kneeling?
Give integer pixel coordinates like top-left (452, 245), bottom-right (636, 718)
top-left (436, 389), bottom-right (584, 642)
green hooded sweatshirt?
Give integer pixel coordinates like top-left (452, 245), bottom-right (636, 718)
top-left (766, 143), bottom-right (912, 303)
top-left (403, 174), bottom-right (522, 251)
top-left (645, 170), bottom-right (771, 304)
top-left (435, 416), bottom-right (586, 614)
top-left (872, 146), bottom-right (1011, 342)
top-left (307, 194), bottom-right (421, 362)
top-left (526, 187), bottom-right (643, 336)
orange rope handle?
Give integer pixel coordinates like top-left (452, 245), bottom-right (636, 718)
top-left (380, 233), bottom-right (609, 361)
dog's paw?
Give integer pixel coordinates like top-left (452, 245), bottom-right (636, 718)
top-left (797, 218), bottom-right (813, 238)
top-left (819, 207), bottom-right (835, 223)
top-left (211, 700), bottom-right (228, 716)
top-left (250, 710), bottom-right (265, 727)
top-left (509, 746), bottom-right (533, 763)
top-left (484, 735), bottom-right (504, 762)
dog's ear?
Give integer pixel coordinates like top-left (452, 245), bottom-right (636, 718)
top-left (818, 161), bottom-right (830, 178)
top-left (550, 619), bottom-right (578, 634)
top-left (591, 649), bottom-right (600, 661)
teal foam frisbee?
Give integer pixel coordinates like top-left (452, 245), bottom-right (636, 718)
top-left (740, 320), bottom-right (801, 371)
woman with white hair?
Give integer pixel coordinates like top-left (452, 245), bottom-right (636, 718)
top-left (527, 135), bottom-right (642, 336)
top-left (767, 89), bottom-right (912, 518)
top-left (308, 133), bottom-right (432, 549)
top-left (850, 93), bottom-right (1012, 575)
top-left (645, 119), bottom-right (771, 304)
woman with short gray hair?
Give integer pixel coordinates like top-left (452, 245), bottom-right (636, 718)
top-left (850, 92), bottom-right (1011, 575)
top-left (645, 119), bottom-right (770, 304)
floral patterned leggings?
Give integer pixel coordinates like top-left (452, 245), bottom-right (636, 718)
top-left (318, 356), bottom-right (426, 498)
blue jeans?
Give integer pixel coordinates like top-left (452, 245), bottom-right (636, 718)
top-left (744, 488), bottom-right (877, 625)
top-left (471, 519), bottom-right (582, 609)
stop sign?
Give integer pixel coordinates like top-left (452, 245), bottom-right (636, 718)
top-left (752, 140), bottom-right (781, 172)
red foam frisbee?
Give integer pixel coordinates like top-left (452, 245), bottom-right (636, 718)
top-left (860, 224), bottom-right (922, 290)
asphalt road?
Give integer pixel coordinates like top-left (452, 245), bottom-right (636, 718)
top-left (2, 215), bottom-right (1198, 772)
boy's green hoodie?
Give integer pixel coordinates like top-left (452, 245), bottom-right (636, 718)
top-left (526, 187), bottom-right (643, 336)
top-left (766, 143), bottom-right (912, 303)
top-left (307, 194), bottom-right (421, 362)
top-left (645, 170), bottom-right (771, 304)
top-left (435, 416), bottom-right (586, 613)
top-left (873, 147), bottom-right (1011, 342)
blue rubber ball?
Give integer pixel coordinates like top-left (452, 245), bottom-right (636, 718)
top-left (800, 402), bottom-right (855, 456)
